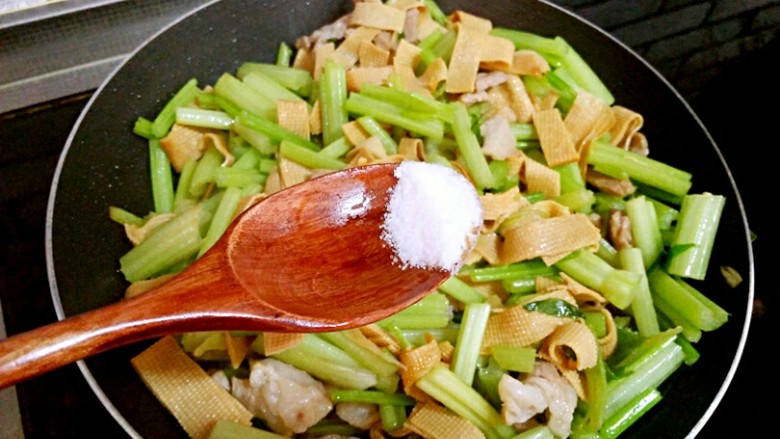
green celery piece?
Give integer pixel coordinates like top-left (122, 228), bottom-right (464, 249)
top-left (619, 248), bottom-right (660, 337)
top-left (490, 345), bottom-right (536, 373)
top-left (474, 356), bottom-right (505, 409)
top-left (198, 186), bottom-right (242, 257)
top-left (237, 111), bottom-right (320, 151)
top-left (207, 420), bottom-right (286, 439)
top-left (108, 206), bottom-right (144, 226)
top-left (279, 140), bottom-right (345, 170)
top-left (148, 139), bottom-right (175, 213)
top-left (242, 71), bottom-right (307, 105)
top-left (272, 345), bottom-right (377, 390)
top-left (625, 196), bottom-right (664, 269)
top-left (320, 59), bottom-right (348, 146)
top-left (330, 389), bottom-right (415, 406)
top-left (438, 276), bottom-right (487, 304)
top-left (236, 62), bottom-right (313, 97)
top-left (151, 78), bottom-right (199, 139)
top-left (648, 266), bottom-right (728, 332)
top-left (470, 259), bottom-right (555, 282)
top-left (189, 145), bottom-right (223, 198)
top-left (175, 107), bottom-right (233, 130)
top-left (666, 193), bottom-right (726, 280)
top-left (600, 388), bottom-right (663, 439)
top-left (214, 73), bottom-right (275, 120)
top-left (275, 41), bottom-right (292, 66)
top-left (451, 102), bottom-right (495, 190)
top-left (451, 303), bottom-right (491, 386)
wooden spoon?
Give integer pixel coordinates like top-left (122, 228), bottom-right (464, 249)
top-left (0, 163), bottom-right (458, 389)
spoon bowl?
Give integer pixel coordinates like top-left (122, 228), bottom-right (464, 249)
top-left (0, 163), bottom-right (454, 389)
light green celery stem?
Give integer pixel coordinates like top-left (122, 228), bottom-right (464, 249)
top-left (148, 139), bottom-right (175, 213)
top-left (231, 146), bottom-right (263, 170)
top-left (242, 71), bottom-right (307, 105)
top-left (451, 303), bottom-right (491, 386)
top-left (275, 41), bottom-right (292, 66)
top-left (119, 205), bottom-right (205, 282)
top-left (601, 388), bottom-right (663, 439)
top-left (279, 140), bottom-right (345, 170)
top-left (613, 328), bottom-right (681, 375)
top-left (545, 68), bottom-right (579, 111)
top-left (198, 186), bottom-right (242, 257)
top-left (647, 266), bottom-right (728, 331)
top-left (175, 107), bottom-right (233, 130)
top-left (385, 323), bottom-right (412, 349)
top-left (214, 95), bottom-right (242, 118)
top-left (619, 248), bottom-right (660, 337)
top-left (510, 426), bottom-right (554, 439)
top-left (173, 160), bottom-right (197, 210)
top-left (214, 167), bottom-right (262, 189)
top-left (237, 111), bottom-right (320, 151)
top-left (317, 331), bottom-right (399, 377)
top-left (593, 192), bottom-right (625, 216)
top-left (652, 293), bottom-right (702, 342)
top-left (213, 73), bottom-right (275, 120)
top-left (666, 193), bottom-right (726, 280)
top-left (304, 421), bottom-right (360, 438)
top-left (272, 345), bottom-right (377, 390)
top-left (379, 404), bottom-right (407, 433)
top-left (657, 313), bottom-right (700, 365)
top-left (604, 341), bottom-right (683, 419)
top-left (280, 334), bottom-right (363, 368)
top-left (233, 118), bottom-right (275, 155)
top-left (490, 28), bottom-right (568, 63)
top-left (584, 356), bottom-right (608, 432)
top-left (588, 140), bottom-right (692, 197)
top-left (258, 158), bottom-right (277, 174)
top-left (510, 122), bottom-right (538, 141)
top-left (649, 198), bottom-right (678, 231)
top-left (151, 78), bottom-right (199, 138)
top-left (416, 365), bottom-right (517, 439)
top-left (133, 117), bottom-right (154, 139)
top-left (360, 84), bottom-right (453, 123)
top-left (236, 62), bottom-right (313, 97)
top-left (502, 277), bottom-right (537, 295)
top-left (490, 345), bottom-right (536, 373)
top-left (420, 29), bottom-right (456, 67)
top-left (321, 59), bottom-right (349, 146)
top-left (470, 259), bottom-right (557, 282)
top-left (556, 162), bottom-right (586, 193)
top-left (451, 102), bottom-right (495, 190)
top-left (345, 93), bottom-right (444, 139)
top-left (189, 146), bottom-right (222, 198)
top-left (554, 250), bottom-right (640, 310)
top-left (415, 29), bottom-right (444, 73)
top-left (318, 137), bottom-right (350, 159)
top-left (555, 188), bottom-right (595, 213)
top-left (438, 276), bottom-right (487, 304)
top-left (596, 238), bottom-right (619, 268)
top-left (378, 291), bottom-right (452, 329)
top-left (330, 389), bottom-right (415, 406)
top-left (421, 0), bottom-right (447, 25)
top-left (584, 311), bottom-right (607, 337)
top-left (475, 355), bottom-right (504, 409)
top-left (626, 196), bottom-right (664, 268)
top-left (357, 116), bottom-right (398, 154)
top-left (196, 91), bottom-right (218, 109)
top-left (555, 36), bottom-right (614, 104)
top-left (108, 206), bottom-right (143, 226)
top-left (400, 326), bottom-right (459, 345)
top-left (207, 419), bottom-right (287, 439)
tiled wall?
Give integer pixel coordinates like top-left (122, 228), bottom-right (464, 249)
top-left (552, 0), bottom-right (780, 98)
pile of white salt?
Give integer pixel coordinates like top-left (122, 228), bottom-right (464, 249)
top-left (380, 161), bottom-right (483, 274)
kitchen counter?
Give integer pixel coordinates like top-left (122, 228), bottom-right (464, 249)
top-left (0, 1), bottom-right (773, 437)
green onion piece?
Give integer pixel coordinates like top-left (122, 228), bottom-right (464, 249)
top-left (320, 59), bottom-right (349, 146)
top-left (279, 140), bottom-right (345, 170)
top-left (451, 303), bottom-right (491, 386)
top-left (151, 78), bottom-right (199, 138)
top-left (305, 420), bottom-right (360, 437)
top-left (619, 248), bottom-right (660, 337)
top-left (175, 107), bottom-right (233, 130)
top-left (666, 193), bottom-right (725, 280)
top-left (207, 419), bottom-right (286, 439)
top-left (490, 345), bottom-right (536, 373)
top-left (119, 205), bottom-right (205, 282)
top-left (438, 276), bottom-right (487, 304)
top-left (330, 389), bottom-right (415, 406)
top-left (214, 73), bottom-right (275, 120)
top-left (600, 388), bottom-right (663, 439)
top-left (148, 139), bottom-right (175, 213)
top-left (451, 102), bottom-right (495, 190)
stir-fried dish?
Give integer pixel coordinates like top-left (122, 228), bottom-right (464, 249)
top-left (110, 1), bottom-right (733, 438)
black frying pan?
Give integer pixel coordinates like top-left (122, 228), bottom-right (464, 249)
top-left (46, 0), bottom-right (754, 437)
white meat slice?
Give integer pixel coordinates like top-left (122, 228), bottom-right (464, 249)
top-left (498, 373), bottom-right (548, 425)
top-left (230, 358), bottom-right (333, 436)
top-left (336, 402), bottom-right (380, 430)
top-left (480, 115), bottom-right (517, 160)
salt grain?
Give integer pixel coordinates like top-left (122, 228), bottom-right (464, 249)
top-left (381, 161), bottom-right (483, 274)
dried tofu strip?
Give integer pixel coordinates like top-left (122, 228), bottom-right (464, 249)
top-left (482, 305), bottom-right (566, 354)
top-left (351, 2), bottom-right (407, 33)
top-left (360, 324), bottom-right (402, 355)
top-left (397, 137), bottom-right (426, 161)
top-left (201, 132), bottom-right (233, 167)
top-left (125, 273), bottom-right (175, 299)
top-left (279, 156), bottom-right (314, 189)
top-left (309, 99), bottom-right (323, 135)
top-left (503, 75), bottom-right (535, 123)
top-left (483, 49), bottom-right (551, 76)
top-left (346, 66), bottom-right (394, 91)
top-left (263, 166), bottom-right (282, 195)
top-left (558, 367), bottom-right (587, 401)
top-left (583, 305), bottom-right (618, 358)
top-left (125, 212), bottom-right (175, 246)
top-left (608, 105), bottom-right (644, 149)
top-left (500, 214), bottom-right (601, 264)
top-left (446, 25), bottom-right (514, 93)
top-left (479, 185), bottom-right (528, 226)
top-left (131, 336), bottom-right (253, 439)
top-left (419, 58), bottom-right (448, 92)
top-left (347, 136), bottom-right (392, 167)
top-left (565, 91), bottom-right (615, 150)
top-left (358, 40), bottom-right (391, 67)
top-left (292, 47), bottom-right (314, 73)
top-left (560, 272), bottom-right (608, 307)
top-left (313, 42), bottom-right (336, 80)
top-left (342, 120), bottom-right (371, 146)
top-left (331, 27), bottom-right (382, 69)
top-left (523, 157), bottom-right (560, 199)
top-left (223, 332), bottom-right (255, 369)
top-left (276, 100), bottom-right (311, 140)
top-left (400, 339), bottom-right (441, 401)
top-left (262, 332), bottom-right (305, 356)
top-left (541, 320), bottom-right (598, 370)
top-left (533, 108), bottom-right (579, 167)
top-left (160, 124), bottom-right (212, 172)
top-left (438, 341), bottom-right (455, 363)
top-left (450, 10), bottom-right (493, 33)
top-left (394, 39), bottom-right (429, 95)
top-left (406, 402), bottom-right (486, 439)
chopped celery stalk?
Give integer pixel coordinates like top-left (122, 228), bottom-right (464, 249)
top-left (613, 328), bottom-right (681, 375)
top-left (148, 139), bottom-right (175, 213)
top-left (345, 92), bottom-right (444, 140)
top-left (280, 140), bottom-right (345, 170)
top-left (236, 62), bottom-right (313, 97)
top-left (510, 122), bottom-right (538, 140)
top-left (554, 36), bottom-right (615, 105)
top-left (649, 198), bottom-right (679, 231)
top-left (173, 160), bottom-right (198, 211)
top-left (119, 205), bottom-right (205, 282)
top-left (584, 311), bottom-right (607, 338)
top-left (175, 107), bottom-right (233, 130)
top-left (400, 326), bottom-right (459, 345)
top-left (419, 29), bottom-right (456, 67)
top-left (237, 111), bottom-right (320, 151)
top-left (330, 389), bottom-right (415, 406)
top-left (475, 355), bottom-right (505, 409)
top-left (490, 345), bottom-right (536, 373)
top-left (272, 345), bottom-right (377, 390)
top-left (619, 248), bottom-right (660, 337)
top-left (555, 188), bottom-right (595, 213)
top-left (378, 292), bottom-right (452, 329)
top-left (626, 196), bottom-right (664, 268)
top-left (451, 102), bottom-right (495, 190)
top-left (416, 365), bottom-right (517, 439)
top-left (214, 167), bottom-right (262, 189)
top-left (652, 293), bottom-right (702, 343)
top-left (189, 146), bottom-right (223, 198)
top-left (213, 73), bottom-right (275, 121)
top-left (108, 206), bottom-right (144, 226)
top-left (151, 78), bottom-right (199, 138)
top-left (648, 266), bottom-right (729, 332)
top-left (556, 162), bottom-right (586, 193)
top-left (360, 84), bottom-right (452, 123)
top-left (600, 388), bottom-right (662, 439)
top-left (379, 404), bottom-right (407, 432)
top-left (470, 259), bottom-right (555, 283)
top-left (321, 59), bottom-right (348, 146)
top-left (584, 356), bottom-right (608, 431)
top-left (502, 277), bottom-right (538, 295)
top-left (207, 420), bottom-right (286, 439)
top-left (595, 238), bottom-right (619, 268)
top-left (421, 0), bottom-right (447, 25)
top-left (588, 140), bottom-right (692, 197)
top-left (438, 276), bottom-right (487, 304)
top-left (666, 193), bottom-right (725, 280)
top-left (318, 137), bottom-right (350, 159)
top-left (555, 250), bottom-right (640, 310)
top-left (243, 71), bottom-right (307, 105)
top-left (451, 303), bottom-right (491, 385)
top-left (510, 425), bottom-right (555, 439)
top-left (317, 331), bottom-right (399, 377)
top-left (233, 118), bottom-right (275, 155)
top-left (133, 116), bottom-right (154, 139)
top-left (490, 27), bottom-right (569, 62)
top-left (198, 186), bottom-right (242, 257)
top-left (356, 116), bottom-right (398, 154)
top-left (275, 41), bottom-right (292, 66)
